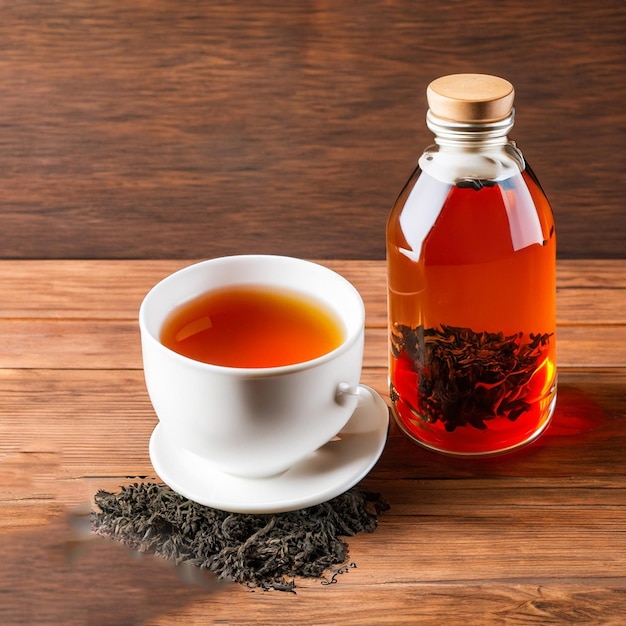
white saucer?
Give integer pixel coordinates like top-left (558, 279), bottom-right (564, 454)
top-left (149, 385), bottom-right (389, 514)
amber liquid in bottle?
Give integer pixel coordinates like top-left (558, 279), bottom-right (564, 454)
top-left (387, 164), bottom-right (557, 455)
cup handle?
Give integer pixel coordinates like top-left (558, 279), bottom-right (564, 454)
top-left (335, 381), bottom-right (362, 405)
top-left (335, 383), bottom-right (380, 435)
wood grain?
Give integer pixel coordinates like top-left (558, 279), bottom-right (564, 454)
top-left (0, 1), bottom-right (624, 260)
top-left (1, 259), bottom-right (625, 624)
top-left (1, 259), bottom-right (625, 324)
top-left (1, 260), bottom-right (625, 371)
top-left (3, 322), bottom-right (626, 370)
top-left (147, 582), bottom-right (626, 626)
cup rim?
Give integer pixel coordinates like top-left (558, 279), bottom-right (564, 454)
top-left (139, 254), bottom-right (365, 378)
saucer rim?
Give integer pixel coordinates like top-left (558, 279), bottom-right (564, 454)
top-left (148, 385), bottom-right (389, 513)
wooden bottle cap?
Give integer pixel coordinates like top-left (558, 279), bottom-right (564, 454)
top-left (427, 74), bottom-right (515, 123)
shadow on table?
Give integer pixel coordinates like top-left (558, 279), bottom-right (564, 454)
top-left (379, 380), bottom-right (614, 480)
top-left (0, 506), bottom-right (226, 626)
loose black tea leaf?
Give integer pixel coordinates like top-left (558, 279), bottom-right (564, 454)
top-left (391, 324), bottom-right (552, 432)
top-left (91, 483), bottom-right (389, 592)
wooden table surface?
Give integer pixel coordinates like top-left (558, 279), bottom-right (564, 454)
top-left (1, 258), bottom-right (625, 625)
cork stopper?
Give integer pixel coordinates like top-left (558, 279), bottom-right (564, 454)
top-left (427, 74), bottom-right (515, 123)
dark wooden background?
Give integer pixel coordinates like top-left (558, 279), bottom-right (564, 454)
top-left (0, 0), bottom-right (623, 260)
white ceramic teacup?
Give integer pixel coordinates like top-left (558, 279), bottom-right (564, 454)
top-left (139, 255), bottom-right (366, 479)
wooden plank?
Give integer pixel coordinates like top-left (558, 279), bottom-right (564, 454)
top-left (0, 369), bottom-right (154, 480)
top-left (0, 319), bottom-right (142, 369)
top-left (0, 259), bottom-right (388, 320)
top-left (555, 326), bottom-right (626, 368)
top-left (0, 260), bottom-right (193, 319)
top-left (556, 260), bottom-right (626, 288)
top-left (1, 368), bottom-right (624, 484)
top-left (1, 510), bottom-right (624, 625)
top-left (2, 261), bottom-right (625, 327)
top-left (2, 321), bottom-right (624, 369)
top-left (557, 288), bottom-right (626, 325)
top-left (146, 582), bottom-right (626, 626)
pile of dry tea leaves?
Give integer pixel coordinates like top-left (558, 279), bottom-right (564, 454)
top-left (91, 483), bottom-right (389, 592)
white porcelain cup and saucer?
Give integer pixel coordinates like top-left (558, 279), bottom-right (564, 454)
top-left (139, 255), bottom-right (389, 513)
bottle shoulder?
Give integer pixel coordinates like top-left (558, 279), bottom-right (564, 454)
top-left (388, 163), bottom-right (554, 262)
top-left (418, 141), bottom-right (525, 184)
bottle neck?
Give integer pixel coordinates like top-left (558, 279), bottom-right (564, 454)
top-left (427, 109), bottom-right (515, 149)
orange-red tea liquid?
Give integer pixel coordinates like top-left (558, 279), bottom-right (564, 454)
top-left (387, 167), bottom-right (557, 455)
top-left (161, 285), bottom-right (345, 368)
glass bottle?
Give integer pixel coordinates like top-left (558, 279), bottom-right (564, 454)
top-left (387, 74), bottom-right (557, 456)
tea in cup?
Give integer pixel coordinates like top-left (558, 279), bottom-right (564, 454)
top-left (139, 255), bottom-right (367, 479)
